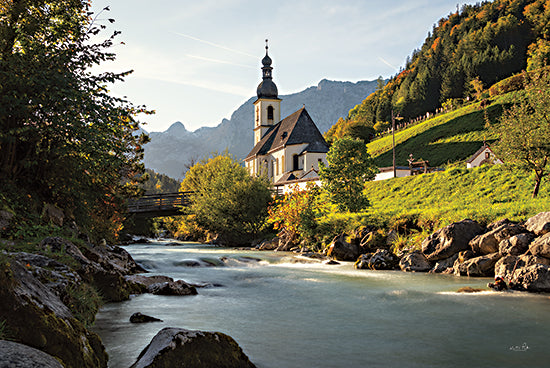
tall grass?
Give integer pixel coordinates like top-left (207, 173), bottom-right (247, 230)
top-left (364, 164), bottom-right (549, 229)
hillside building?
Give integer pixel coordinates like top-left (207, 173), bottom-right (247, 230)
top-left (466, 142), bottom-right (503, 168)
top-left (245, 43), bottom-right (329, 194)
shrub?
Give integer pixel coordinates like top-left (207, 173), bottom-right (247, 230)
top-left (63, 283), bottom-right (103, 328)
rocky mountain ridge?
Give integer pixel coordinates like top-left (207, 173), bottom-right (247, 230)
top-left (143, 79), bottom-right (379, 179)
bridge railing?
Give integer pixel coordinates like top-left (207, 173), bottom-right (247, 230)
top-left (127, 191), bottom-right (193, 214)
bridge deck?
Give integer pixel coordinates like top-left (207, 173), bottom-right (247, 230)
top-left (127, 192), bottom-right (192, 216)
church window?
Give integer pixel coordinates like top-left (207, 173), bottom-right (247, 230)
top-left (293, 154), bottom-right (299, 171)
top-left (267, 106), bottom-right (274, 122)
top-left (256, 107), bottom-right (259, 125)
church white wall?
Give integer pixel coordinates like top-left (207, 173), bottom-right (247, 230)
top-left (282, 144), bottom-right (308, 171)
top-left (253, 98), bottom-right (281, 145)
top-left (304, 152), bottom-right (328, 172)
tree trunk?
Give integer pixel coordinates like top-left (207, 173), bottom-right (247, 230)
top-left (532, 175), bottom-right (542, 198)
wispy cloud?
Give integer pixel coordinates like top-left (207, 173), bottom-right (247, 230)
top-left (186, 54), bottom-right (255, 69)
top-left (173, 32), bottom-right (257, 59)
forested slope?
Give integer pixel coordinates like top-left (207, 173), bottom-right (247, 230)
top-left (326, 0), bottom-right (550, 143)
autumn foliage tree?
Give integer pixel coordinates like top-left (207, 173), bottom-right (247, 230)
top-left (267, 183), bottom-right (321, 248)
top-left (0, 1), bottom-right (150, 240)
top-left (490, 69), bottom-right (550, 197)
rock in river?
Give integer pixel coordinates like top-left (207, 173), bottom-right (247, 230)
top-left (147, 280), bottom-right (198, 296)
top-left (399, 251), bottom-right (431, 272)
top-left (130, 327), bottom-right (256, 368)
top-left (422, 219), bottom-right (484, 261)
top-left (130, 312), bottom-right (163, 323)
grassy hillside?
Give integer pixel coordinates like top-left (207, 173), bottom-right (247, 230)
top-left (366, 97), bottom-right (510, 167)
top-left (364, 164), bottom-right (549, 231)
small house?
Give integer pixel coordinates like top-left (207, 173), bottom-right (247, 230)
top-left (466, 143), bottom-right (503, 168)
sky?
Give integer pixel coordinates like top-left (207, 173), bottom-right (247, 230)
top-left (90, 0), bottom-right (482, 133)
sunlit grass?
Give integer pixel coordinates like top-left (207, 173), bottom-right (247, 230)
top-left (363, 164), bottom-right (549, 229)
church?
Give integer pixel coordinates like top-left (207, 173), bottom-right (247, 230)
top-left (244, 43), bottom-right (329, 194)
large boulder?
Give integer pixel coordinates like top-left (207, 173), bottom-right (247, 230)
top-left (147, 280), bottom-right (198, 296)
top-left (0, 340), bottom-right (64, 368)
top-left (12, 252), bottom-right (83, 303)
top-left (494, 254), bottom-right (550, 282)
top-left (327, 234), bottom-right (360, 261)
top-left (529, 233), bottom-right (550, 259)
top-left (524, 212), bottom-right (550, 236)
top-left (0, 260), bottom-right (107, 368)
top-left (125, 275), bottom-right (175, 293)
top-left (422, 219), bottom-right (484, 261)
top-left (512, 264), bottom-right (550, 292)
top-left (38, 237), bottom-right (144, 302)
top-left (453, 252), bottom-right (501, 277)
top-left (130, 327), bottom-right (256, 368)
top-left (355, 249), bottom-right (399, 270)
top-left (499, 233), bottom-right (534, 256)
top-left (399, 251), bottom-right (432, 272)
top-left (469, 223), bottom-right (525, 255)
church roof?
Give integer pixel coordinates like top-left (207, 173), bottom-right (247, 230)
top-left (245, 107), bottom-right (330, 160)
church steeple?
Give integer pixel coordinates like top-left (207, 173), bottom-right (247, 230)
top-left (256, 40), bottom-right (278, 99)
top-left (253, 40), bottom-right (281, 145)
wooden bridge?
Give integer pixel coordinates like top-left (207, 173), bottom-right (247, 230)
top-left (127, 192), bottom-right (193, 217)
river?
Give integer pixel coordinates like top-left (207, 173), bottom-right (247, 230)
top-left (93, 241), bottom-right (550, 367)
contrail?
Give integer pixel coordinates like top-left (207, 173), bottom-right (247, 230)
top-left (379, 57), bottom-right (398, 71)
top-left (174, 32), bottom-right (257, 59)
top-left (186, 54), bottom-right (255, 69)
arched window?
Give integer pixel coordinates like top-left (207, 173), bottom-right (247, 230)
top-left (267, 106), bottom-right (274, 122)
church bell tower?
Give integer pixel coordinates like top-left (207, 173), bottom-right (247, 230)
top-left (254, 40), bottom-right (281, 145)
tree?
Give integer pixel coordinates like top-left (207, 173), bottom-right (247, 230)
top-left (0, 2), bottom-right (150, 240)
top-left (180, 154), bottom-right (272, 246)
top-left (319, 138), bottom-right (378, 212)
top-left (490, 69), bottom-right (550, 197)
top-left (267, 183), bottom-right (322, 249)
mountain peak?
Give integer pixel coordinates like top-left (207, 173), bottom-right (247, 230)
top-left (166, 121), bottom-right (188, 135)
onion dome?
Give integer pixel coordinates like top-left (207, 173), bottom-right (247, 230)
top-left (257, 40), bottom-right (278, 99)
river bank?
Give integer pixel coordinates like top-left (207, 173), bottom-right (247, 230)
top-left (2, 211), bottom-right (550, 367)
top-left (256, 211), bottom-right (550, 293)
top-left (95, 241), bottom-right (550, 368)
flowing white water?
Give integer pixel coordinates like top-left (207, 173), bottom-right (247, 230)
top-left (93, 241), bottom-right (550, 368)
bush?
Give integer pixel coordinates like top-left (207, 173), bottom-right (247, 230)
top-left (63, 283), bottom-right (103, 328)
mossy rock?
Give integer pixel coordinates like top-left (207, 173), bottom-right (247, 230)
top-left (0, 260), bottom-right (107, 368)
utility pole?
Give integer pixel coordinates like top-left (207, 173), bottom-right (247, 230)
top-left (392, 110), bottom-right (396, 178)
top-left (391, 110), bottom-right (403, 178)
